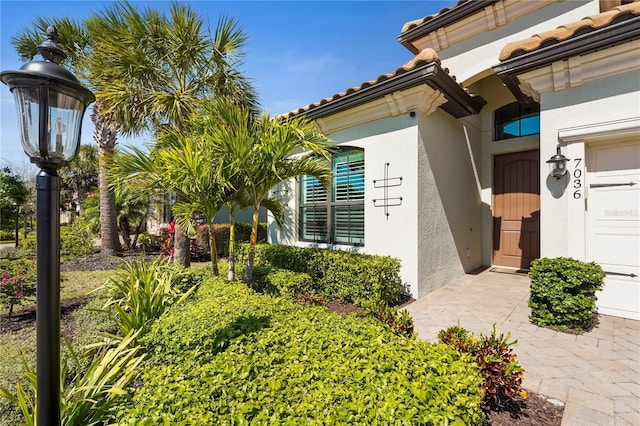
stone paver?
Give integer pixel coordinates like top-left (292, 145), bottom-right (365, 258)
top-left (404, 268), bottom-right (640, 425)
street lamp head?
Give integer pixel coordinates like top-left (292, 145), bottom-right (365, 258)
top-left (0, 25), bottom-right (95, 169)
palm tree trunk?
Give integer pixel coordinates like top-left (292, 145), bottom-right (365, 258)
top-left (227, 215), bottom-right (236, 281)
top-left (172, 194), bottom-right (190, 267)
top-left (208, 223), bottom-right (220, 276)
top-left (131, 219), bottom-right (144, 249)
top-left (173, 224), bottom-right (191, 268)
top-left (242, 207), bottom-right (260, 284)
top-left (119, 216), bottom-right (131, 248)
top-left (94, 107), bottom-right (121, 257)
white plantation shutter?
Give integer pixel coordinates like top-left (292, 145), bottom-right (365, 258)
top-left (333, 204), bottom-right (364, 245)
top-left (333, 150), bottom-right (364, 202)
top-left (301, 175), bottom-right (326, 204)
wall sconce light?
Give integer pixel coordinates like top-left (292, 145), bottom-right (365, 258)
top-left (546, 146), bottom-right (569, 179)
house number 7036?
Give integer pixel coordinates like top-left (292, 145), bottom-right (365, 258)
top-left (573, 158), bottom-right (583, 199)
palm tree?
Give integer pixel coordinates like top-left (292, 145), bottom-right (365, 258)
top-left (202, 99), bottom-right (333, 284)
top-left (221, 192), bottom-right (285, 281)
top-left (11, 1), bottom-right (257, 262)
top-left (107, 135), bottom-right (229, 276)
top-left (87, 1), bottom-right (257, 266)
top-left (59, 144), bottom-right (98, 217)
top-left (82, 182), bottom-right (151, 249)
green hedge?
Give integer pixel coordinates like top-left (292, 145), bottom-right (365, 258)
top-left (235, 244), bottom-right (404, 306)
top-left (249, 267), bottom-right (315, 298)
top-left (115, 278), bottom-right (484, 424)
top-left (192, 223), bottom-right (268, 260)
top-left (529, 257), bottom-right (605, 331)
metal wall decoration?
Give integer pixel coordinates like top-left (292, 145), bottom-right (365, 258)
top-left (373, 162), bottom-right (403, 218)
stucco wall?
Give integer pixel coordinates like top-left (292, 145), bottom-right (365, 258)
top-left (269, 113), bottom-right (422, 297)
top-left (416, 108), bottom-right (483, 297)
top-left (538, 70), bottom-right (640, 258)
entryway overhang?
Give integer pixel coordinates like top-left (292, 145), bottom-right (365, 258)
top-left (493, 3), bottom-right (640, 103)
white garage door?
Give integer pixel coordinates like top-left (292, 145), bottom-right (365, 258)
top-left (587, 139), bottom-right (640, 320)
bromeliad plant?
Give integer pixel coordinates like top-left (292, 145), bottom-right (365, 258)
top-left (0, 332), bottom-right (144, 426)
top-left (99, 257), bottom-right (198, 341)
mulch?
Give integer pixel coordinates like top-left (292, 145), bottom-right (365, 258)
top-left (0, 296), bottom-right (86, 335)
top-left (2, 252), bottom-right (564, 425)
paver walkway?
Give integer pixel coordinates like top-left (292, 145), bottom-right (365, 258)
top-left (404, 268), bottom-right (640, 425)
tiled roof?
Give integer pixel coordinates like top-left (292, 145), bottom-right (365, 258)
top-left (400, 0), bottom-right (470, 34)
top-left (282, 49), bottom-right (444, 119)
top-left (499, 2), bottom-right (640, 61)
top-left (397, 1), bottom-right (498, 54)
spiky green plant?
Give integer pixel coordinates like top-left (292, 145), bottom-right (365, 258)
top-left (101, 257), bottom-right (197, 340)
top-left (0, 333), bottom-right (144, 426)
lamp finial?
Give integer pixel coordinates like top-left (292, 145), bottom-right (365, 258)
top-left (37, 25), bottom-right (66, 64)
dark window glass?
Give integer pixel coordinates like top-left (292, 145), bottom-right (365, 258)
top-left (494, 102), bottom-right (540, 140)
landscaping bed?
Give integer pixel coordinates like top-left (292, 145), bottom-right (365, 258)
top-left (1, 252), bottom-right (564, 425)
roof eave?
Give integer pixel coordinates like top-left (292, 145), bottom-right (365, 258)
top-left (298, 62), bottom-right (486, 121)
top-left (494, 15), bottom-right (640, 102)
top-left (398, 0), bottom-right (498, 54)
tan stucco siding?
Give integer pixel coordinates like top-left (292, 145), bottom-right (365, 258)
top-left (416, 108), bottom-right (483, 297)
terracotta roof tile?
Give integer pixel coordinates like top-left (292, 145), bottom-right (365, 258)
top-left (400, 0), bottom-right (468, 34)
top-left (499, 1), bottom-right (640, 61)
top-left (282, 48), bottom-right (449, 119)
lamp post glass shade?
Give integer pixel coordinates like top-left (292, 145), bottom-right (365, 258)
top-left (12, 86), bottom-right (86, 163)
top-left (0, 26), bottom-right (95, 167)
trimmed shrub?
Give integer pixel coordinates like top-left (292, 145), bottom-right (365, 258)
top-left (60, 221), bottom-right (97, 259)
top-left (528, 257), bottom-right (605, 331)
top-left (18, 234), bottom-right (36, 257)
top-left (0, 246), bottom-right (26, 260)
top-left (0, 230), bottom-right (15, 241)
top-left (117, 278), bottom-right (484, 424)
top-left (236, 243), bottom-right (403, 306)
top-left (137, 232), bottom-right (162, 253)
top-left (439, 324), bottom-right (526, 412)
top-left (264, 269), bottom-right (314, 298)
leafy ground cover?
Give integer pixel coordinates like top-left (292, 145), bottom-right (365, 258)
top-left (120, 277), bottom-right (485, 424)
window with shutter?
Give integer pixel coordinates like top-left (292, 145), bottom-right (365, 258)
top-left (299, 147), bottom-right (364, 245)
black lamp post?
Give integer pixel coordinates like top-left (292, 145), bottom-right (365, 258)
top-left (1, 26), bottom-right (95, 425)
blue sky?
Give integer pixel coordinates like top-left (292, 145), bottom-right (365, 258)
top-left (0, 0), bottom-right (452, 170)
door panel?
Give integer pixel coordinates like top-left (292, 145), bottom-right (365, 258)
top-left (493, 150), bottom-right (540, 269)
top-left (587, 139), bottom-right (640, 319)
